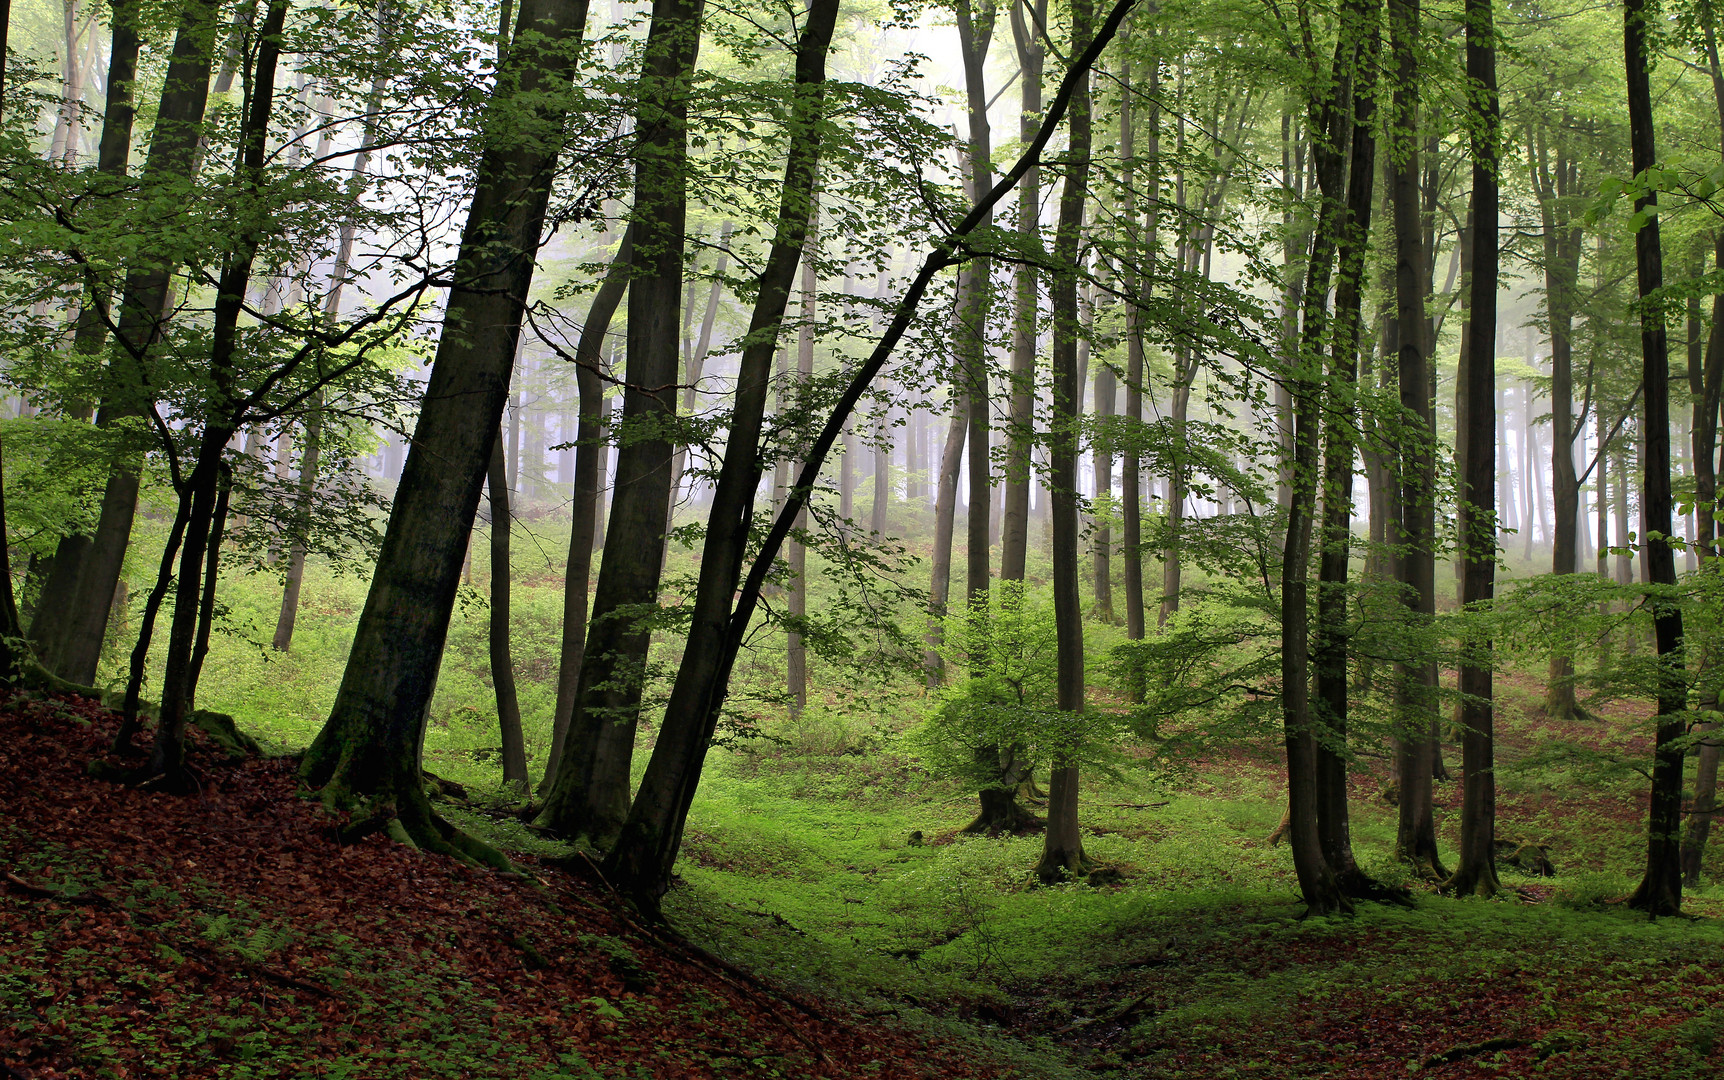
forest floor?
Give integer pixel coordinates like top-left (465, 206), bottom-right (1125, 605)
top-left (9, 674), bottom-right (1724, 1079)
top-left (0, 690), bottom-right (1006, 1080)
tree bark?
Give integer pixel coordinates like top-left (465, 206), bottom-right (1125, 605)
top-left (302, 0), bottom-right (591, 865)
top-left (1624, 0), bottom-right (1687, 916)
top-left (271, 393), bottom-right (323, 652)
top-left (28, 0), bottom-right (141, 664)
top-left (543, 226), bottom-right (633, 792)
top-left (1449, 0), bottom-right (1501, 898)
top-left (144, 0), bottom-right (290, 785)
top-left (1122, 51), bottom-right (1157, 649)
top-left (1314, 24), bottom-right (1378, 892)
top-left (1000, 0), bottom-right (1045, 585)
top-left (956, 0), bottom-right (997, 617)
top-left (534, 0), bottom-right (702, 847)
top-left (46, 0), bottom-right (220, 686)
top-left (1037, 0), bottom-right (1093, 886)
top-left (1389, 0), bottom-right (1444, 877)
top-left (600, 0), bottom-right (841, 902)
top-left (488, 436), bottom-right (529, 793)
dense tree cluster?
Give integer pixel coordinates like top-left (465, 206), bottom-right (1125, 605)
top-left (2, 0), bottom-right (1722, 920)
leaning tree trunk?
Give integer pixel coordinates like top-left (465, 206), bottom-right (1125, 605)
top-left (488, 437), bottom-right (530, 793)
top-left (302, 0), bottom-right (591, 866)
top-left (1449, 0), bottom-right (1501, 898)
top-left (600, 0), bottom-right (841, 905)
top-left (47, 0), bottom-right (220, 687)
top-left (604, 0), bottom-right (1134, 911)
top-left (1389, 0), bottom-right (1445, 877)
top-left (144, 0), bottom-right (292, 786)
top-left (787, 234), bottom-right (818, 718)
top-left (542, 226), bottom-right (633, 792)
top-left (1624, 0), bottom-right (1687, 916)
top-left (1037, 0), bottom-right (1093, 886)
top-left (534, 0), bottom-right (703, 848)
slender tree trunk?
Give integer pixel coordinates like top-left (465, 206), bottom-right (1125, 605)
top-left (272, 394), bottom-right (323, 652)
top-left (488, 437), bottom-right (529, 793)
top-left (956, 0), bottom-right (996, 617)
top-left (534, 0), bottom-right (702, 847)
top-left (302, 0), bottom-right (592, 866)
top-left (144, 0), bottom-right (292, 784)
top-left (787, 233), bottom-right (818, 717)
top-left (1679, 10), bottom-right (1724, 888)
top-left (185, 467), bottom-right (232, 707)
top-left (1122, 52), bottom-right (1157, 648)
top-left (1000, 0), bottom-right (1045, 585)
top-left (1450, 0), bottom-right (1501, 897)
top-left (1092, 352), bottom-right (1115, 621)
top-left (1389, 0), bottom-right (1444, 876)
top-left (926, 389), bottom-right (967, 685)
top-left (542, 226), bottom-right (633, 792)
top-left (1624, 0), bottom-right (1687, 915)
top-left (1037, 0), bottom-right (1093, 886)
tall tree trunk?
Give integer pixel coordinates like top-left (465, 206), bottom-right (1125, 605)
top-left (534, 0), bottom-right (702, 848)
top-left (1449, 0), bottom-right (1501, 897)
top-left (1122, 50), bottom-right (1157, 649)
top-left (1092, 351), bottom-right (1115, 621)
top-left (956, 0), bottom-right (997, 619)
top-left (1000, 0), bottom-right (1046, 585)
top-left (27, 0), bottom-right (141, 663)
top-left (185, 466), bottom-right (232, 708)
top-left (1314, 24), bottom-right (1378, 892)
top-left (1624, 0), bottom-right (1687, 916)
top-left (488, 436), bottom-right (529, 793)
top-left (599, 0), bottom-right (841, 903)
top-left (543, 226), bottom-right (634, 792)
top-left (1281, 0), bottom-right (1365, 916)
top-left (787, 230), bottom-right (818, 718)
top-left (301, 0), bottom-right (592, 865)
top-left (1679, 8), bottom-right (1724, 888)
top-left (45, 0), bottom-right (220, 686)
top-left (604, 0), bottom-right (1134, 911)
top-left (1389, 0), bottom-right (1445, 876)
top-left (1037, 0), bottom-right (1093, 886)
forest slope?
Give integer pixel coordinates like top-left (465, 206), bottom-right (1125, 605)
top-left (0, 690), bottom-right (999, 1080)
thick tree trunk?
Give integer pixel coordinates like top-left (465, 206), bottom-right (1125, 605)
top-left (46, 0), bottom-right (220, 686)
top-left (302, 0), bottom-right (591, 865)
top-left (1389, 0), bottom-right (1444, 877)
top-left (1037, 0), bottom-right (1093, 886)
top-left (542, 226), bottom-right (633, 792)
top-left (534, 0), bottom-right (702, 847)
top-left (488, 437), bottom-right (529, 793)
top-left (1623, 0), bottom-right (1687, 916)
top-left (1450, 0), bottom-right (1501, 898)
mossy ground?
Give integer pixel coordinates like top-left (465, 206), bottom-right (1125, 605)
top-left (47, 513), bottom-right (1724, 1077)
